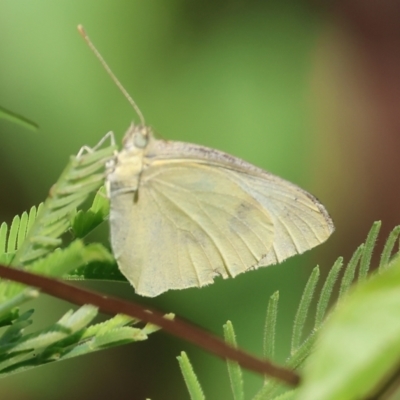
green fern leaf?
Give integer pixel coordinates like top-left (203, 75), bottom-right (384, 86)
top-left (314, 257), bottom-right (343, 330)
top-left (0, 223), bottom-right (7, 254)
top-left (29, 241), bottom-right (114, 277)
top-left (177, 351), bottom-right (205, 400)
top-left (291, 266), bottom-right (320, 353)
top-left (223, 321), bottom-right (244, 400)
top-left (84, 314), bottom-right (134, 337)
top-left (12, 140), bottom-right (115, 268)
top-left (0, 207), bottom-right (40, 257)
top-left (339, 244), bottom-right (364, 299)
top-left (90, 326), bottom-right (147, 348)
top-left (358, 221), bottom-right (381, 282)
top-left (263, 291), bottom-right (279, 360)
top-left (0, 289), bottom-right (38, 323)
top-left (0, 310), bottom-right (34, 347)
top-left (7, 215), bottom-right (20, 253)
top-left (379, 225), bottom-right (400, 271)
top-left (71, 186), bottom-right (109, 238)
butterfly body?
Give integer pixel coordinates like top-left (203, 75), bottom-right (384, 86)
top-left (107, 124), bottom-right (334, 297)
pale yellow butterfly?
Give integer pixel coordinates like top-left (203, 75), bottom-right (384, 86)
top-left (79, 26), bottom-right (334, 297)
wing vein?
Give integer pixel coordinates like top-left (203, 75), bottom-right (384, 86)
top-left (147, 186), bottom-right (218, 281)
top-left (154, 178), bottom-right (272, 250)
top-left (155, 188), bottom-right (235, 273)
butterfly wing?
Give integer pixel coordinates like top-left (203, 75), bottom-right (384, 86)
top-left (110, 162), bottom-right (275, 297)
top-left (231, 171), bottom-right (333, 266)
top-left (145, 139), bottom-right (334, 264)
top-left (110, 139), bottom-right (334, 297)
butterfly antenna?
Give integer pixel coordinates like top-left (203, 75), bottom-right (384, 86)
top-left (77, 24), bottom-right (146, 126)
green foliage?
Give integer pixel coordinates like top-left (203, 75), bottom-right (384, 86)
top-left (314, 257), bottom-right (343, 330)
top-left (0, 106), bottom-right (38, 131)
top-left (0, 305), bottom-right (155, 377)
top-left (71, 185), bottom-right (110, 238)
top-left (358, 221), bottom-right (381, 282)
top-left (298, 252), bottom-right (400, 399)
top-left (379, 225), bottom-right (400, 270)
top-left (178, 222), bottom-right (400, 400)
top-left (223, 321), bottom-right (244, 400)
top-left (0, 136), bottom-right (164, 376)
top-left (263, 291), bottom-right (279, 361)
top-left (68, 186), bottom-right (127, 282)
top-left (2, 111), bottom-right (400, 398)
top-left (291, 266), bottom-right (319, 354)
top-left (338, 244), bottom-right (363, 299)
top-left (10, 146), bottom-right (116, 268)
top-left (177, 352), bottom-right (206, 400)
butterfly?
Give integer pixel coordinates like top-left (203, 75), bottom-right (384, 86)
top-left (106, 124), bottom-right (334, 297)
top-left (78, 25), bottom-right (334, 297)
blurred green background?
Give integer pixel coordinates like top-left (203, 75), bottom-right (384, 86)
top-left (1, 1), bottom-right (400, 399)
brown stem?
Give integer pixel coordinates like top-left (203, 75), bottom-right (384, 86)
top-left (0, 264), bottom-right (300, 386)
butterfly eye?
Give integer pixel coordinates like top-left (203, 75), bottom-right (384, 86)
top-left (134, 132), bottom-right (148, 149)
top-left (122, 125), bottom-right (149, 150)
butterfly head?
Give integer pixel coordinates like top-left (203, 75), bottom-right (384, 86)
top-left (122, 123), bottom-right (152, 151)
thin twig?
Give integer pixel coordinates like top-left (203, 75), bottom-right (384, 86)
top-left (0, 264), bottom-right (300, 386)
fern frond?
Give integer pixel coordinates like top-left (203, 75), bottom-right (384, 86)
top-left (0, 306), bottom-right (97, 374)
top-left (0, 309), bottom-right (21, 329)
top-left (255, 223), bottom-right (391, 399)
top-left (29, 241), bottom-right (113, 277)
top-left (11, 141), bottom-right (115, 268)
top-left (379, 225), bottom-right (400, 271)
top-left (314, 257), bottom-right (343, 330)
top-left (51, 315), bottom-right (146, 360)
top-left (0, 304), bottom-right (160, 377)
top-left (0, 206), bottom-right (41, 266)
top-left (0, 139), bottom-right (115, 312)
top-left (223, 321), bottom-right (244, 400)
top-left (0, 135), bottom-right (180, 379)
top-left (263, 291), bottom-right (279, 360)
top-left (81, 314), bottom-right (135, 338)
top-left (6, 215), bottom-right (20, 254)
top-left (253, 332), bottom-right (318, 400)
top-left (0, 310), bottom-right (34, 346)
top-left (65, 326), bottom-right (147, 356)
top-left (0, 223), bottom-right (7, 254)
top-left (71, 186), bottom-right (110, 238)
top-left (59, 312), bottom-right (172, 360)
top-left (9, 305), bottom-right (98, 353)
top-left (177, 351), bottom-right (205, 400)
top-left (0, 241), bottom-right (114, 301)
top-left (358, 221), bottom-right (381, 282)
top-left (339, 244), bottom-right (364, 299)
top-left (291, 267), bottom-right (320, 353)
top-left (0, 289), bottom-right (38, 322)
top-left (179, 222), bottom-right (399, 400)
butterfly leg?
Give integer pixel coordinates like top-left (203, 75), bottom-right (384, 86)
top-left (76, 131), bottom-right (116, 158)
